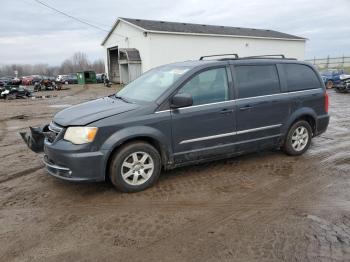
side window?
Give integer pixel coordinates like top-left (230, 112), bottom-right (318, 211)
top-left (283, 64), bottom-right (321, 91)
top-left (235, 65), bottom-right (280, 99)
top-left (179, 68), bottom-right (229, 105)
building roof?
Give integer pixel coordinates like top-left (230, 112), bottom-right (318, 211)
top-left (102, 17), bottom-right (306, 45)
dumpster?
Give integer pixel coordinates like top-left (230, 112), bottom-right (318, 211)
top-left (77, 71), bottom-right (97, 84)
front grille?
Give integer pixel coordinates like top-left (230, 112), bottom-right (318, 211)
top-left (45, 121), bottom-right (64, 143)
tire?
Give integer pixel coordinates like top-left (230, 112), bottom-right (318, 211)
top-left (283, 120), bottom-right (312, 156)
top-left (326, 80), bottom-right (334, 89)
top-left (109, 141), bottom-right (161, 192)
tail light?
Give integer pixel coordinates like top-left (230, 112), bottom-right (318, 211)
top-left (325, 91), bottom-right (329, 113)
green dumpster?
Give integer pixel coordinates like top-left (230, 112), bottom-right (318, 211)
top-left (77, 71), bottom-right (97, 84)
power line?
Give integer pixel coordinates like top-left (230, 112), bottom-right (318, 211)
top-left (32, 0), bottom-right (109, 32)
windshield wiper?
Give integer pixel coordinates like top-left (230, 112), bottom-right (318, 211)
top-left (114, 94), bottom-right (131, 103)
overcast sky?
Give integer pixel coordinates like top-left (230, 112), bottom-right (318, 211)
top-left (1, 0), bottom-right (350, 65)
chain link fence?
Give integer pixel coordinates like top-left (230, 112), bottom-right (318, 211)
top-left (305, 56), bottom-right (350, 70)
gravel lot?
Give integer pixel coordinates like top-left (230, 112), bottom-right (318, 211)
top-left (0, 85), bottom-right (349, 261)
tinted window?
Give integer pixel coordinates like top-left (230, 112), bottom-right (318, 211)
top-left (179, 68), bottom-right (229, 105)
top-left (283, 64), bottom-right (321, 91)
top-left (235, 65), bottom-right (280, 99)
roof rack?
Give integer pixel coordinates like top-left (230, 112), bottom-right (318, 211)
top-left (199, 54), bottom-right (239, 60)
top-left (241, 54), bottom-right (296, 60)
top-left (244, 54), bottom-right (286, 59)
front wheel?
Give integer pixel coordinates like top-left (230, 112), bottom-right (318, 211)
top-left (283, 120), bottom-right (312, 156)
top-left (109, 141), bottom-right (161, 192)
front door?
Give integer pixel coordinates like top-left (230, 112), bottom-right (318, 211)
top-left (232, 64), bottom-right (289, 151)
top-left (171, 67), bottom-right (236, 163)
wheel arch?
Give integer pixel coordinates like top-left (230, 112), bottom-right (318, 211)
top-left (282, 109), bottom-right (317, 140)
top-left (101, 127), bottom-right (172, 180)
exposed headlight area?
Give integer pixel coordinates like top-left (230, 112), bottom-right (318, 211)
top-left (63, 127), bottom-right (98, 145)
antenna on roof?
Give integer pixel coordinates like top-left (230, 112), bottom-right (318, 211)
top-left (199, 54), bottom-right (239, 60)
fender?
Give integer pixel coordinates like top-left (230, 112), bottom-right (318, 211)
top-left (281, 107), bottom-right (317, 136)
top-left (100, 126), bottom-right (173, 175)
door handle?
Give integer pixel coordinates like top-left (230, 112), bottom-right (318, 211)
top-left (239, 105), bottom-right (253, 111)
top-left (220, 108), bottom-right (234, 114)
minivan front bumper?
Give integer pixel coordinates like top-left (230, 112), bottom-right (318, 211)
top-left (43, 140), bottom-right (106, 182)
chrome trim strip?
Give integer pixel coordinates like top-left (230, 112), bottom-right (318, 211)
top-left (179, 124), bottom-right (282, 144)
top-left (180, 131), bottom-right (237, 144)
top-left (174, 134), bottom-right (283, 156)
top-left (236, 124), bottom-right (282, 135)
top-left (155, 89), bottom-right (320, 113)
top-left (43, 158), bottom-right (71, 171)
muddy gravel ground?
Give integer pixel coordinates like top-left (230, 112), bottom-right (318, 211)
top-left (0, 85), bottom-right (350, 262)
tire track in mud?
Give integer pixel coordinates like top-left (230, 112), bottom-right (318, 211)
top-left (0, 120), bottom-right (6, 143)
top-left (110, 164), bottom-right (342, 260)
top-left (2, 200), bottom-right (350, 213)
top-left (0, 165), bottom-right (44, 184)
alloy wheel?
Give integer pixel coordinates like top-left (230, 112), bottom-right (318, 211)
top-left (291, 126), bottom-right (309, 152)
top-left (120, 151), bottom-right (154, 186)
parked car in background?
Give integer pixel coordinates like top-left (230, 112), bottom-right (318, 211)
top-left (21, 75), bottom-right (42, 85)
top-left (58, 74), bottom-right (78, 84)
top-left (56, 75), bottom-right (67, 82)
top-left (96, 73), bottom-right (105, 83)
top-left (320, 69), bottom-right (350, 89)
top-left (0, 77), bottom-right (12, 86)
top-left (21, 55), bottom-right (329, 192)
top-left (96, 73), bottom-right (111, 87)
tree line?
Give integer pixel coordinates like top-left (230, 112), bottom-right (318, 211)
top-left (0, 52), bottom-right (104, 77)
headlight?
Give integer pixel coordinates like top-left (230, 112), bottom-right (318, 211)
top-left (64, 127), bottom-right (98, 145)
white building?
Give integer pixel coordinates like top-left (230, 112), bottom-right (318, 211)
top-left (101, 18), bottom-right (306, 84)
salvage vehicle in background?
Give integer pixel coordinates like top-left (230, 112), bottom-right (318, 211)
top-left (335, 77), bottom-right (350, 93)
top-left (0, 85), bottom-right (32, 99)
top-left (34, 77), bottom-right (60, 91)
top-left (20, 54), bottom-right (329, 192)
top-left (320, 69), bottom-right (350, 89)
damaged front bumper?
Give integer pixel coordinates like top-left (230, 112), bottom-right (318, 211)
top-left (20, 123), bottom-right (105, 182)
top-left (19, 125), bottom-right (50, 153)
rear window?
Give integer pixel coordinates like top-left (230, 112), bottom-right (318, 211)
top-left (283, 64), bottom-right (321, 91)
top-left (235, 65), bottom-right (281, 99)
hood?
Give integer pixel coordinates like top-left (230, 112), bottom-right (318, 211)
top-left (53, 96), bottom-right (139, 126)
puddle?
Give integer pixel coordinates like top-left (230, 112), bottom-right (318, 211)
top-left (49, 104), bottom-right (72, 108)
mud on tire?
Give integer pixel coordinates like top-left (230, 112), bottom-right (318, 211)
top-left (283, 120), bottom-right (312, 156)
top-left (109, 141), bottom-right (161, 193)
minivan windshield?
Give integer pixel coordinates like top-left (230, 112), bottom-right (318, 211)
top-left (116, 65), bottom-right (191, 102)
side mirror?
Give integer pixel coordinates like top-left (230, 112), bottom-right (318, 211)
top-left (171, 93), bottom-right (193, 109)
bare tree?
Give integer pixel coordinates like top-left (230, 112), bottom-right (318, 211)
top-left (91, 59), bottom-right (105, 73)
top-left (71, 52), bottom-right (90, 72)
top-left (0, 51), bottom-right (105, 77)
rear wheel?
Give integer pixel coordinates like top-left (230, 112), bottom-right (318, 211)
top-left (283, 120), bottom-right (312, 156)
top-left (109, 141), bottom-right (161, 192)
top-left (326, 80), bottom-right (334, 89)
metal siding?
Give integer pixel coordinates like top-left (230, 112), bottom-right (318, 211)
top-left (128, 64), bottom-right (142, 82)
